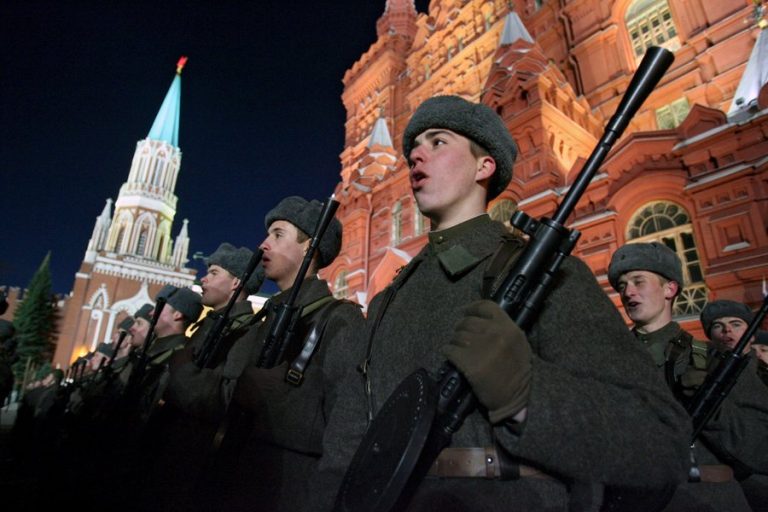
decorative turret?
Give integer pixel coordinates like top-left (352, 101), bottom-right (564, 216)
top-left (172, 218), bottom-right (190, 268)
top-left (84, 198), bottom-right (113, 263)
top-left (376, 0), bottom-right (418, 39)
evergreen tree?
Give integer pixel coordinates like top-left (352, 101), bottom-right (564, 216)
top-left (12, 252), bottom-right (58, 381)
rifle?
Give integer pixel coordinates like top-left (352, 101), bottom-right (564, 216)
top-left (102, 329), bottom-right (129, 377)
top-left (195, 249), bottom-right (264, 368)
top-left (687, 294), bottom-right (768, 442)
top-left (123, 297), bottom-right (167, 400)
top-left (256, 196), bottom-right (340, 369)
top-left (335, 46), bottom-right (675, 512)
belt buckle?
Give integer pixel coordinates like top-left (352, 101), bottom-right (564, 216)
top-left (286, 368), bottom-right (304, 386)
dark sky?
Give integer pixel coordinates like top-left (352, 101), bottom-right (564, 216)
top-left (1, 1), bottom-right (430, 295)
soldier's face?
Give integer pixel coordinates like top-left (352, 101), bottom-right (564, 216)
top-left (260, 220), bottom-right (309, 291)
top-left (129, 317), bottom-right (150, 347)
top-left (201, 264), bottom-right (239, 310)
top-left (710, 316), bottom-right (751, 352)
top-left (616, 270), bottom-right (675, 328)
top-left (89, 352), bottom-right (107, 371)
top-left (753, 344), bottom-right (768, 364)
top-left (408, 129), bottom-right (491, 226)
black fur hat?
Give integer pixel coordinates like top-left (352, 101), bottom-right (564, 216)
top-left (608, 242), bottom-right (684, 292)
top-left (265, 196), bottom-right (342, 269)
top-left (205, 243), bottom-right (265, 295)
top-left (402, 95), bottom-right (517, 200)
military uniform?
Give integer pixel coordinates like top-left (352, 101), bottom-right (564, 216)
top-left (629, 322), bottom-right (758, 511)
top-left (315, 215), bottom-right (691, 511)
top-left (190, 276), bottom-right (364, 511)
top-left (129, 300), bottom-right (256, 511)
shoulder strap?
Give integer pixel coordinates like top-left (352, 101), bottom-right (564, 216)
top-left (286, 299), bottom-right (359, 386)
top-left (664, 330), bottom-right (693, 389)
top-left (482, 234), bottom-right (525, 299)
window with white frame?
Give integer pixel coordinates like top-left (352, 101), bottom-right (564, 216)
top-left (626, 201), bottom-right (707, 316)
top-left (625, 0), bottom-right (680, 59)
top-left (655, 97), bottom-right (690, 129)
top-left (392, 201), bottom-right (403, 246)
top-left (334, 271), bottom-right (349, 299)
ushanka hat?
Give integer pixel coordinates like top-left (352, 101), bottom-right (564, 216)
top-left (134, 303), bottom-right (154, 322)
top-left (265, 196), bottom-right (342, 269)
top-left (608, 242), bottom-right (684, 292)
top-left (402, 95), bottom-right (518, 200)
top-left (96, 342), bottom-right (115, 358)
top-left (156, 285), bottom-right (204, 322)
top-left (117, 316), bottom-right (135, 332)
top-left (205, 243), bottom-right (265, 295)
top-left (700, 300), bottom-right (754, 338)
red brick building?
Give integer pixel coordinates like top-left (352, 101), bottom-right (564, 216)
top-left (320, 0), bottom-right (768, 338)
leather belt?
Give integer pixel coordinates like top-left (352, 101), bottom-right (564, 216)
top-left (690, 464), bottom-right (734, 483)
top-left (427, 447), bottom-right (554, 480)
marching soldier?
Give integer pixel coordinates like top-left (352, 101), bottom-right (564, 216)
top-left (609, 243), bottom-right (768, 511)
top-left (313, 96), bottom-right (691, 511)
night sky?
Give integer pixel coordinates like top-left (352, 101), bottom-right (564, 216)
top-left (1, 1), bottom-right (430, 296)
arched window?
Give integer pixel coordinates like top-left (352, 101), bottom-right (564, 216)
top-left (626, 201), bottom-right (707, 316)
top-left (115, 226), bottom-right (126, 253)
top-left (392, 201), bottom-right (403, 246)
top-left (625, 0), bottom-right (680, 59)
top-left (136, 227), bottom-right (149, 257)
top-left (334, 271), bottom-right (349, 299)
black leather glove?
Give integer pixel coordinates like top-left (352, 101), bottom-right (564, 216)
top-left (441, 300), bottom-right (532, 424)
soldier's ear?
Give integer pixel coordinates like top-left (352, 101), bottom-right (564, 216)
top-left (663, 280), bottom-right (679, 300)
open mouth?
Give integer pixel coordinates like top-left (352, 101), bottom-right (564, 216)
top-left (410, 170), bottom-right (427, 189)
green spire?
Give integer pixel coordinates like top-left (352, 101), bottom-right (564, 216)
top-left (148, 58), bottom-right (186, 146)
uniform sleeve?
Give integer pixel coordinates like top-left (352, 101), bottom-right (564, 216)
top-left (494, 256), bottom-right (691, 488)
top-left (164, 327), bottom-right (258, 423)
top-left (701, 357), bottom-right (768, 474)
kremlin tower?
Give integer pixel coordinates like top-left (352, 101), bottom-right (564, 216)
top-left (54, 58), bottom-right (196, 368)
top-left (322, 0), bottom-right (768, 339)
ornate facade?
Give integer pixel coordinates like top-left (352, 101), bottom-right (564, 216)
top-left (53, 60), bottom-right (196, 368)
top-left (321, 0), bottom-right (768, 338)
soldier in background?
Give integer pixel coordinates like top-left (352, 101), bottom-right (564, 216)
top-left (314, 96), bottom-right (691, 511)
top-left (754, 331), bottom-right (768, 387)
top-left (132, 243), bottom-right (263, 511)
top-left (700, 300), bottom-right (768, 512)
top-left (608, 243), bottom-right (763, 511)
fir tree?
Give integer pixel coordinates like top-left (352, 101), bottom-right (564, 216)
top-left (12, 252), bottom-right (58, 381)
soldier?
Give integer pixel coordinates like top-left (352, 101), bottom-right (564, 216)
top-left (699, 300), bottom-right (768, 512)
top-left (314, 96), bottom-right (691, 511)
top-left (132, 244), bottom-right (263, 510)
top-left (609, 243), bottom-right (768, 511)
top-left (181, 197), bottom-right (365, 511)
top-left (755, 331), bottom-right (768, 387)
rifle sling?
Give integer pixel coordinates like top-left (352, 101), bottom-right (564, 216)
top-left (286, 299), bottom-right (355, 386)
